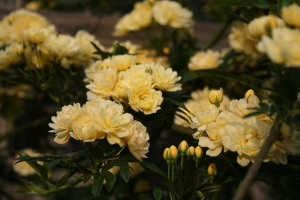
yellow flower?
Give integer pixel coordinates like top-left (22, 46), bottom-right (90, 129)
top-left (168, 145), bottom-right (178, 160)
top-left (91, 100), bottom-right (133, 145)
top-left (22, 27), bottom-right (55, 44)
top-left (85, 60), bottom-right (115, 82)
top-left (248, 15), bottom-right (285, 39)
top-left (229, 22), bottom-right (261, 58)
top-left (163, 148), bottom-right (170, 160)
top-left (178, 140), bottom-right (188, 153)
top-left (152, 0), bottom-right (193, 30)
top-left (188, 50), bottom-right (222, 70)
top-left (124, 121), bottom-right (150, 161)
top-left (26, 1), bottom-right (43, 11)
top-left (24, 45), bottom-right (53, 69)
top-left (49, 103), bottom-right (82, 144)
top-left (186, 146), bottom-right (195, 157)
top-left (128, 87), bottom-right (163, 115)
top-left (43, 34), bottom-right (83, 58)
top-left (190, 107), bottom-right (220, 139)
top-left (207, 163), bottom-right (217, 176)
top-left (245, 89), bottom-right (255, 99)
top-left (0, 22), bottom-right (10, 46)
top-left (194, 146), bottom-right (203, 159)
top-left (0, 43), bottom-right (23, 69)
top-left (13, 148), bottom-right (43, 176)
top-left (257, 27), bottom-right (300, 67)
top-left (111, 55), bottom-right (137, 71)
top-left (282, 4), bottom-right (300, 27)
top-left (208, 88), bottom-right (223, 105)
top-left (150, 63), bottom-right (182, 91)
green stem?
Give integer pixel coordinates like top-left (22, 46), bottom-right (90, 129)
top-left (171, 124), bottom-right (194, 136)
top-left (181, 156), bottom-right (184, 170)
top-left (168, 163), bottom-right (170, 180)
top-left (204, 18), bottom-right (233, 51)
top-left (43, 178), bottom-right (83, 195)
top-left (172, 163), bottom-right (175, 183)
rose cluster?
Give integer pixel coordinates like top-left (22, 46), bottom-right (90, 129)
top-left (85, 55), bottom-right (181, 115)
top-left (49, 99), bottom-right (150, 161)
top-left (229, 3), bottom-right (300, 67)
top-left (0, 9), bottom-right (105, 70)
top-left (190, 89), bottom-right (300, 166)
top-left (114, 0), bottom-right (193, 36)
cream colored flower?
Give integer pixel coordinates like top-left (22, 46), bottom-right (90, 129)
top-left (113, 1), bottom-right (152, 36)
top-left (2, 9), bottom-right (50, 43)
top-left (43, 34), bottom-right (83, 58)
top-left (198, 111), bottom-right (241, 157)
top-left (128, 87), bottom-right (163, 114)
top-left (0, 43), bottom-right (23, 69)
top-left (24, 45), bottom-right (53, 69)
top-left (0, 22), bottom-right (9, 46)
top-left (111, 55), bottom-right (137, 71)
top-left (223, 119), bottom-right (272, 166)
top-left (119, 64), bottom-right (153, 91)
top-left (229, 22), bottom-right (261, 58)
top-left (190, 107), bottom-right (220, 139)
top-left (85, 59), bottom-right (115, 82)
top-left (150, 63), bottom-right (181, 91)
top-left (22, 27), bottom-right (54, 44)
top-left (282, 4), bottom-right (300, 27)
top-left (248, 15), bottom-right (285, 39)
top-left (208, 88), bottom-right (223, 105)
top-left (13, 148), bottom-right (43, 176)
top-left (228, 95), bottom-right (260, 118)
top-left (257, 27), bottom-right (300, 67)
top-left (49, 103), bottom-right (82, 144)
top-left (271, 123), bottom-right (300, 164)
top-left (86, 66), bottom-right (118, 99)
top-left (188, 50), bottom-right (222, 70)
top-left (136, 49), bottom-right (170, 68)
top-left (124, 121), bottom-right (150, 161)
top-left (152, 0), bottom-right (193, 30)
top-left (91, 100), bottom-right (133, 145)
top-left (245, 89), bottom-right (255, 99)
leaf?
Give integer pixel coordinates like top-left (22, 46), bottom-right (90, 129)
top-left (165, 98), bottom-right (188, 111)
top-left (89, 196), bottom-right (108, 200)
top-left (140, 160), bottom-right (167, 178)
top-left (104, 171), bottom-right (115, 192)
top-left (198, 183), bottom-right (223, 194)
top-left (244, 0), bottom-right (270, 8)
top-left (45, 159), bottom-right (61, 169)
top-left (112, 42), bottom-right (129, 55)
top-left (203, 0), bottom-right (250, 10)
top-left (119, 157), bottom-right (130, 183)
top-left (221, 175), bottom-right (241, 184)
top-left (153, 187), bottom-right (163, 200)
top-left (278, 0), bottom-right (293, 10)
top-left (56, 171), bottom-right (76, 187)
top-left (102, 160), bottom-right (119, 171)
top-left (91, 42), bottom-right (112, 59)
top-left (83, 173), bottom-right (93, 184)
top-left (139, 194), bottom-right (153, 200)
top-left (92, 174), bottom-right (105, 196)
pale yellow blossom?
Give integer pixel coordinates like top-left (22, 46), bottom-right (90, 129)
top-left (282, 4), bottom-right (300, 27)
top-left (188, 50), bottom-right (222, 70)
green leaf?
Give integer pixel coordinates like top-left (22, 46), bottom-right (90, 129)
top-left (56, 171), bottom-right (76, 187)
top-left (45, 159), bottom-right (61, 169)
top-left (222, 175), bottom-right (241, 184)
top-left (112, 42), bottom-right (129, 55)
top-left (165, 98), bottom-right (188, 110)
top-left (102, 160), bottom-right (119, 171)
top-left (198, 183), bottom-right (223, 194)
top-left (244, 0), bottom-right (270, 8)
top-left (153, 187), bottom-right (163, 200)
top-left (91, 42), bottom-right (112, 59)
top-left (119, 157), bottom-right (130, 183)
top-left (93, 174), bottom-right (105, 196)
top-left (278, 0), bottom-right (293, 10)
top-left (140, 160), bottom-right (167, 178)
top-left (104, 171), bottom-right (115, 192)
top-left (83, 173), bottom-right (93, 184)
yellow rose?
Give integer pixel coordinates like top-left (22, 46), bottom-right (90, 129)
top-left (195, 146), bottom-right (203, 159)
top-left (282, 4), bottom-right (300, 27)
top-left (128, 87), bottom-right (163, 115)
top-left (188, 50), bottom-right (222, 70)
top-left (150, 63), bottom-right (181, 91)
top-left (186, 146), bottom-right (195, 157)
top-left (248, 15), bottom-right (285, 39)
top-left (178, 140), bottom-right (188, 153)
top-left (257, 27), bottom-right (300, 67)
top-left (168, 145), bottom-right (178, 160)
top-left (0, 43), bottom-right (23, 69)
top-left (22, 27), bottom-right (54, 44)
top-left (245, 89), bottom-right (255, 99)
top-left (208, 88), bottom-right (223, 105)
top-left (111, 55), bottom-right (137, 71)
top-left (13, 148), bottom-right (43, 176)
top-left (163, 148), bottom-right (170, 160)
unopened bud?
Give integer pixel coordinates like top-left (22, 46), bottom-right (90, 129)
top-left (265, 15), bottom-right (278, 33)
top-left (194, 146), bottom-right (203, 159)
top-left (163, 47), bottom-right (170, 55)
top-left (163, 148), bottom-right (170, 160)
top-left (208, 163), bottom-right (217, 176)
top-left (245, 89), bottom-right (255, 99)
top-left (168, 145), bottom-right (178, 160)
top-left (178, 140), bottom-right (188, 154)
top-left (208, 88), bottom-right (223, 106)
top-left (186, 146), bottom-right (195, 157)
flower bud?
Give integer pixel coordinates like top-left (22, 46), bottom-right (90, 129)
top-left (245, 89), bottom-right (255, 99)
top-left (163, 148), bottom-right (170, 160)
top-left (207, 163), bottom-right (217, 176)
top-left (186, 146), bottom-right (195, 157)
top-left (194, 146), bottom-right (203, 159)
top-left (178, 140), bottom-right (188, 154)
top-left (168, 145), bottom-right (178, 160)
top-left (208, 88), bottom-right (223, 106)
top-left (163, 47), bottom-right (170, 55)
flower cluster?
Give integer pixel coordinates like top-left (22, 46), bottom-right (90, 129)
top-left (229, 4), bottom-right (300, 67)
top-left (174, 87), bottom-right (230, 127)
top-left (188, 50), bottom-right (223, 71)
top-left (190, 90), bottom-right (300, 166)
top-left (114, 0), bottom-right (193, 36)
top-left (0, 9), bottom-right (105, 70)
top-left (49, 99), bottom-right (150, 161)
top-left (85, 55), bottom-right (181, 115)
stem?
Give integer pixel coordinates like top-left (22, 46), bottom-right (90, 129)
top-left (171, 124), bottom-right (194, 136)
top-left (168, 163), bottom-right (170, 180)
top-left (181, 156), bottom-right (184, 170)
top-left (172, 163), bottom-right (175, 183)
top-left (232, 130), bottom-right (278, 200)
top-left (204, 18), bottom-right (232, 51)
